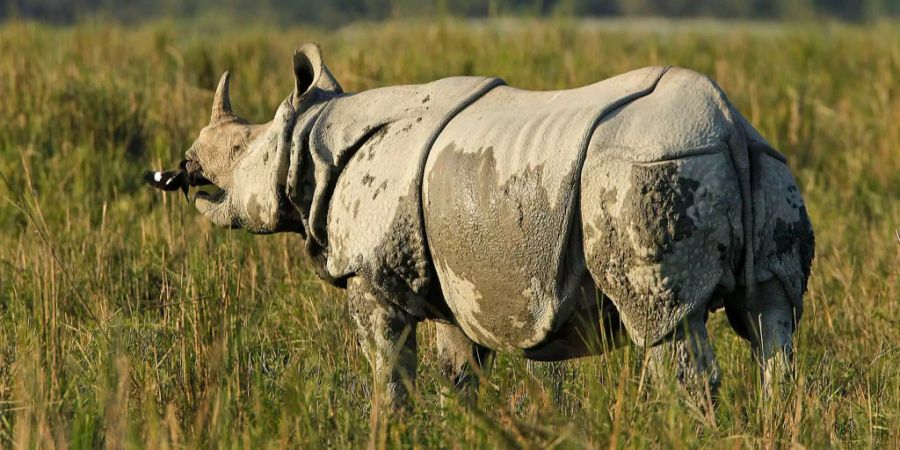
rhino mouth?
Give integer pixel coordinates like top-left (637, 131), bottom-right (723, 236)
top-left (143, 159), bottom-right (215, 198)
top-left (183, 159), bottom-right (214, 187)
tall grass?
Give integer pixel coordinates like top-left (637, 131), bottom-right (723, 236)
top-left (0, 18), bottom-right (897, 448)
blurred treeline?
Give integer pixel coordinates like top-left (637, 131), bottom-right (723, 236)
top-left (2, 0), bottom-right (898, 25)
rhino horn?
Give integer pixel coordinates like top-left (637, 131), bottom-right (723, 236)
top-left (211, 71), bottom-right (235, 123)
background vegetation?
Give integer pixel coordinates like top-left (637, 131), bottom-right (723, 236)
top-left (0, 17), bottom-right (898, 449)
top-left (3, 0), bottom-right (900, 24)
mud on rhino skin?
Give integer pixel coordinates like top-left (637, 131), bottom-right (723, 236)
top-left (423, 67), bottom-right (667, 350)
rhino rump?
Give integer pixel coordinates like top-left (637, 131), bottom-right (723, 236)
top-left (580, 68), bottom-right (748, 346)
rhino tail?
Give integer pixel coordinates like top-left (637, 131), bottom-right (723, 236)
top-left (720, 103), bottom-right (756, 301)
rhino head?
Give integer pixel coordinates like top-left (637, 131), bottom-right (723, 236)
top-left (165, 43), bottom-right (342, 234)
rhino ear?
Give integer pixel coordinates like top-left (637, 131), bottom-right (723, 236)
top-left (293, 43), bottom-right (342, 102)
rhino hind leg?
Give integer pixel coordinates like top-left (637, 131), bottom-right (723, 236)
top-left (647, 309), bottom-right (721, 402)
top-left (434, 322), bottom-right (494, 403)
top-left (724, 151), bottom-right (811, 394)
top-left (347, 277), bottom-right (418, 412)
top-left (526, 360), bottom-right (574, 406)
top-left (726, 279), bottom-right (797, 394)
top-left (581, 152), bottom-right (743, 400)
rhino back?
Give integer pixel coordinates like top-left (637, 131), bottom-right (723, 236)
top-left (422, 67), bottom-right (666, 350)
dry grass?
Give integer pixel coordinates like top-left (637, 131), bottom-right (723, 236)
top-left (0, 18), bottom-right (898, 448)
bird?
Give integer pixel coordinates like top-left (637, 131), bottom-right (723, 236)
top-left (143, 161), bottom-right (189, 199)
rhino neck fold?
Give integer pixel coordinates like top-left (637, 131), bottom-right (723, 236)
top-left (285, 98), bottom-right (339, 239)
top-left (295, 77), bottom-right (504, 297)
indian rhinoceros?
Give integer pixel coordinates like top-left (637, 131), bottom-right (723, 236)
top-left (147, 43), bottom-right (814, 409)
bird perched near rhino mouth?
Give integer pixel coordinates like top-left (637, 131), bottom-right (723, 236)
top-left (142, 42), bottom-right (814, 413)
top-left (143, 159), bottom-right (212, 198)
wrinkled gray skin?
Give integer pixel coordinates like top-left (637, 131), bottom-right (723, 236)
top-left (177, 43), bottom-right (814, 410)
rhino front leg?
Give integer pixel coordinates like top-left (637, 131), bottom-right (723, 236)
top-left (647, 309), bottom-right (721, 403)
top-left (434, 322), bottom-right (493, 402)
top-left (347, 277), bottom-right (418, 411)
top-left (745, 279), bottom-right (796, 394)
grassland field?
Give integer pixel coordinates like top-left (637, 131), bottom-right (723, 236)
top-left (0, 18), bottom-right (897, 449)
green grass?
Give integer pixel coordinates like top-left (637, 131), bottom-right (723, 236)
top-left (0, 18), bottom-right (898, 448)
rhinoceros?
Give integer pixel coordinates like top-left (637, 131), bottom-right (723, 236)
top-left (147, 43), bottom-right (814, 408)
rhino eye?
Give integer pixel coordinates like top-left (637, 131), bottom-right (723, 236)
top-left (230, 133), bottom-right (251, 158)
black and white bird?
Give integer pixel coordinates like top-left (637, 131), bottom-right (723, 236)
top-left (143, 160), bottom-right (190, 198)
